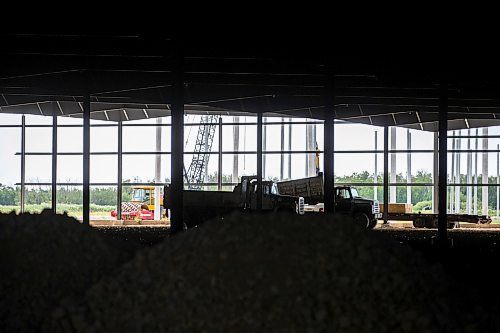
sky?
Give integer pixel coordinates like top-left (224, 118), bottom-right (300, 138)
top-left (1, 113), bottom-right (500, 187)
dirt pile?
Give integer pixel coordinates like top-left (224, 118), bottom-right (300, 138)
top-left (52, 212), bottom-right (457, 332)
top-left (0, 210), bottom-right (136, 332)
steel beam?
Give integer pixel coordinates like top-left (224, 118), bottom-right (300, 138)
top-left (83, 89), bottom-right (90, 226)
top-left (438, 83), bottom-right (448, 245)
top-left (170, 43), bottom-right (184, 233)
top-left (324, 73), bottom-right (335, 213)
top-left (52, 115), bottom-right (57, 214)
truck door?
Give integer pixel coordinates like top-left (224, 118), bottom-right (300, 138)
top-left (249, 182), bottom-right (258, 210)
top-left (262, 184), bottom-right (273, 210)
top-left (335, 188), bottom-right (353, 213)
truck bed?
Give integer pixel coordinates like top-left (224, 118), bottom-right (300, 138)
top-left (277, 175), bottom-right (323, 204)
top-left (385, 213), bottom-right (491, 224)
top-left (182, 190), bottom-right (243, 208)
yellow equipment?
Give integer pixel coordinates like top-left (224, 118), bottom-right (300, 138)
top-left (129, 186), bottom-right (165, 217)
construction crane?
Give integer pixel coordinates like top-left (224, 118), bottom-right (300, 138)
top-left (184, 115), bottom-right (220, 189)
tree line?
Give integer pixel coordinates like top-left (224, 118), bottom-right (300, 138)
top-left (1, 171), bottom-right (500, 209)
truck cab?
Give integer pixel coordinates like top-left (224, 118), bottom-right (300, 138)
top-left (240, 176), bottom-right (304, 214)
top-left (335, 186), bottom-right (381, 228)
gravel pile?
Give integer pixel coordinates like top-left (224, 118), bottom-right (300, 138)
top-left (51, 212), bottom-right (458, 332)
top-left (0, 210), bottom-right (136, 332)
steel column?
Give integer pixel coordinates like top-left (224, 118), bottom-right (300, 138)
top-left (288, 118), bottom-right (292, 180)
top-left (218, 117), bottom-right (223, 191)
top-left (482, 128), bottom-right (489, 215)
top-left (83, 90), bottom-right (90, 226)
top-left (390, 127), bottom-right (397, 203)
top-left (232, 116), bottom-right (239, 183)
top-left (466, 129), bottom-right (472, 214)
top-left (52, 115), bottom-right (57, 214)
top-left (170, 43), bottom-right (185, 233)
top-left (263, 117), bottom-right (266, 179)
top-left (474, 129), bottom-right (479, 215)
top-left (450, 133), bottom-right (455, 212)
top-left (383, 126), bottom-right (389, 223)
top-left (280, 118), bottom-right (285, 181)
top-left (117, 120), bottom-right (123, 220)
top-left (433, 132), bottom-right (439, 213)
top-left (257, 112), bottom-right (263, 210)
top-left (497, 144), bottom-right (499, 218)
top-left (154, 118), bottom-right (162, 220)
top-left (438, 83), bottom-right (448, 245)
top-left (374, 131), bottom-right (378, 201)
top-left (323, 73), bottom-right (335, 213)
top-left (20, 114), bottom-right (25, 213)
top-left (407, 129), bottom-right (412, 204)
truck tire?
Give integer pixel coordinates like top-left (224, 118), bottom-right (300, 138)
top-left (413, 217), bottom-right (426, 228)
top-left (353, 212), bottom-right (370, 229)
top-left (368, 219), bottom-right (378, 229)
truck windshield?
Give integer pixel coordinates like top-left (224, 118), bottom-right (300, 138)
top-left (350, 188), bottom-right (359, 198)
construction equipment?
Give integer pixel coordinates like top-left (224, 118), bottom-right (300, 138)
top-left (111, 186), bottom-right (164, 220)
top-left (111, 115), bottom-right (219, 220)
top-left (277, 174), bottom-right (492, 229)
top-left (184, 115), bottom-right (219, 189)
top-left (277, 174), bottom-right (381, 229)
top-left (164, 176), bottom-right (305, 228)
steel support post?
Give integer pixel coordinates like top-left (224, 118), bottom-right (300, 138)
top-left (52, 115), bottom-right (57, 214)
top-left (117, 120), bottom-right (123, 220)
top-left (324, 73), bottom-right (335, 213)
top-left (383, 126), bottom-right (389, 223)
top-left (280, 118), bottom-right (285, 181)
top-left (20, 114), bottom-right (25, 213)
top-left (218, 117), bottom-right (223, 190)
top-left (288, 118), bottom-right (292, 180)
top-left (438, 83), bottom-right (449, 245)
top-left (257, 112), bottom-right (263, 210)
top-left (374, 131), bottom-right (378, 201)
top-left (170, 44), bottom-right (185, 233)
top-left (83, 90), bottom-right (90, 226)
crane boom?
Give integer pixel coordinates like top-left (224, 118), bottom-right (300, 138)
top-left (184, 115), bottom-right (219, 189)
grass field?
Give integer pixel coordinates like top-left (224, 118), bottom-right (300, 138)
top-left (0, 204), bottom-right (116, 217)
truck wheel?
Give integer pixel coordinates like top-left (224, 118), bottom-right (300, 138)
top-left (353, 212), bottom-right (370, 228)
top-left (368, 219), bottom-right (378, 229)
top-left (413, 217), bottom-right (426, 228)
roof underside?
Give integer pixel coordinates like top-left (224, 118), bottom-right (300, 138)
top-left (2, 33), bottom-right (500, 131)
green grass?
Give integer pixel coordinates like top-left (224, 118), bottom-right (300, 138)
top-left (0, 204), bottom-right (116, 215)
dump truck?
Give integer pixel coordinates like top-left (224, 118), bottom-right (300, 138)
top-left (277, 174), bottom-right (491, 229)
top-left (277, 175), bottom-right (381, 229)
top-left (163, 176), bottom-right (305, 228)
top-left (111, 186), bottom-right (165, 220)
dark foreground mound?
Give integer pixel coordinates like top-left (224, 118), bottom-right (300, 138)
top-left (0, 210), bottom-right (135, 332)
top-left (51, 213), bottom-right (457, 332)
